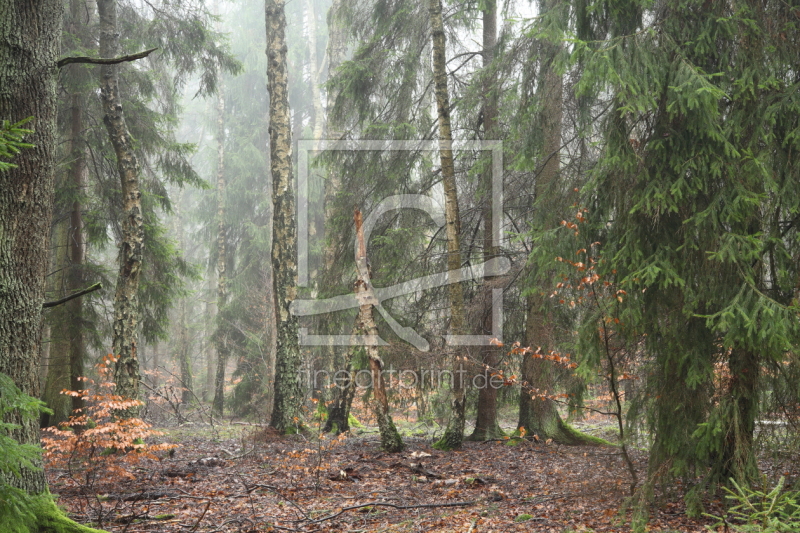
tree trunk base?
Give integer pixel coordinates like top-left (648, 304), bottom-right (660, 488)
top-left (466, 422), bottom-right (505, 441)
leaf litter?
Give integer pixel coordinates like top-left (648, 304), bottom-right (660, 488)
top-left (45, 424), bottom-right (732, 532)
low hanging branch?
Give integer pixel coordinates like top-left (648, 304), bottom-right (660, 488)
top-left (56, 47), bottom-right (158, 69)
top-left (42, 282), bottom-right (102, 308)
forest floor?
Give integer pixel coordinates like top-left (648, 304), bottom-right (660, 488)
top-left (44, 408), bottom-right (793, 533)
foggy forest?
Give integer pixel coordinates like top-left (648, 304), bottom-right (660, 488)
top-left (1, 0), bottom-right (800, 531)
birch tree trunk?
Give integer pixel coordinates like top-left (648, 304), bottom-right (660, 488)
top-left (266, 0), bottom-right (303, 432)
top-left (354, 210), bottom-right (404, 452)
top-left (429, 0), bottom-right (468, 451)
top-left (469, 0), bottom-right (504, 441)
top-left (98, 0), bottom-right (145, 417)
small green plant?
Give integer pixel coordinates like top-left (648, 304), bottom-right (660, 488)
top-left (0, 118), bottom-right (33, 171)
top-left (514, 513), bottom-right (533, 522)
top-left (705, 477), bottom-right (800, 532)
top-left (0, 372), bottom-right (51, 527)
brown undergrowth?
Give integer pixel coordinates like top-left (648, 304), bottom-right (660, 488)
top-left (43, 418), bottom-right (777, 533)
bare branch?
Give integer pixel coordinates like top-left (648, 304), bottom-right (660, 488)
top-left (42, 282), bottom-right (102, 308)
top-left (57, 48), bottom-right (158, 69)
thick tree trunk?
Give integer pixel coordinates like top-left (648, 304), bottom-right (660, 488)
top-left (266, 0), bottom-right (303, 432)
top-left (0, 0), bottom-right (60, 499)
top-left (430, 0), bottom-right (468, 451)
top-left (469, 0), bottom-right (504, 442)
top-left (213, 70), bottom-right (229, 416)
top-left (98, 0), bottom-right (145, 417)
top-left (0, 2), bottom-right (108, 530)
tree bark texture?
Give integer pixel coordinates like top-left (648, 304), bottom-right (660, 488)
top-left (98, 0), bottom-right (145, 417)
top-left (0, 0), bottom-right (62, 497)
top-left (469, 0), bottom-right (504, 442)
top-left (213, 68), bottom-right (229, 416)
top-left (430, 0), bottom-right (468, 451)
top-left (354, 210), bottom-right (404, 452)
top-left (266, 0), bottom-right (303, 432)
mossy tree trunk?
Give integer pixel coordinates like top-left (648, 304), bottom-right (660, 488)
top-left (98, 0), bottom-right (145, 417)
top-left (0, 1), bottom-right (110, 530)
top-left (469, 0), bottom-right (504, 442)
top-left (323, 326), bottom-right (359, 434)
top-left (266, 0), bottom-right (303, 433)
top-left (0, 0), bottom-right (60, 500)
top-left (430, 0), bottom-right (468, 452)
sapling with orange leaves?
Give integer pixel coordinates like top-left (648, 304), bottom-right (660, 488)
top-left (42, 354), bottom-right (177, 487)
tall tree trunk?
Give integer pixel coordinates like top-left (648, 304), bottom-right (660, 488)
top-left (266, 0), bottom-right (303, 432)
top-left (430, 0), bottom-right (468, 451)
top-left (319, 0), bottom-right (350, 428)
top-left (67, 94), bottom-right (87, 421)
top-left (516, 0), bottom-right (586, 445)
top-left (213, 70), bottom-right (229, 416)
top-left (0, 2), bottom-right (108, 529)
top-left (98, 0), bottom-right (145, 417)
top-left (469, 0), bottom-right (504, 442)
top-left (42, 29), bottom-right (89, 428)
top-left (0, 0), bottom-right (61, 501)
top-left (41, 218), bottom-right (73, 427)
top-left (175, 193), bottom-right (193, 404)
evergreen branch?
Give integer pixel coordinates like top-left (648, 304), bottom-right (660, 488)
top-left (57, 48), bottom-right (158, 68)
top-left (42, 283), bottom-right (102, 308)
